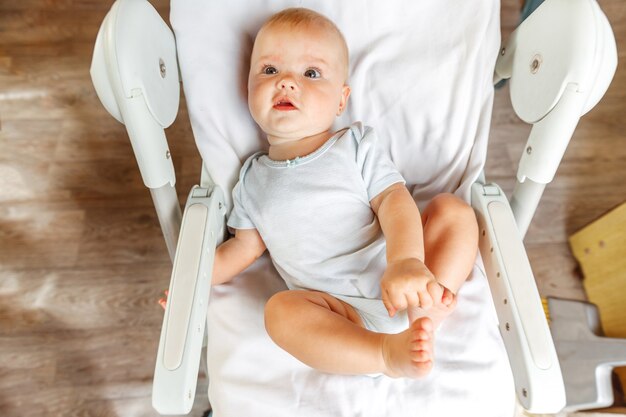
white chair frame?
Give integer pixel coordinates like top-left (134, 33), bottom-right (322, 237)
top-left (89, 0), bottom-right (618, 414)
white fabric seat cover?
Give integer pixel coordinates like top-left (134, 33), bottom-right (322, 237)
top-left (170, 1), bottom-right (516, 415)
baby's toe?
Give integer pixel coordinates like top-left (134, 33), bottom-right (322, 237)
top-left (441, 288), bottom-right (458, 307)
top-left (411, 339), bottom-right (431, 352)
top-left (411, 316), bottom-right (433, 334)
top-left (410, 358), bottom-right (433, 377)
top-left (411, 328), bottom-right (430, 345)
top-left (409, 349), bottom-right (432, 363)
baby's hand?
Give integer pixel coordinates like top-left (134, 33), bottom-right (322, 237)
top-left (158, 289), bottom-right (169, 310)
top-left (407, 284), bottom-right (457, 328)
top-left (380, 258), bottom-right (449, 317)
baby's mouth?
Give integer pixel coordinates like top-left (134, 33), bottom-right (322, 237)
top-left (273, 98), bottom-right (297, 111)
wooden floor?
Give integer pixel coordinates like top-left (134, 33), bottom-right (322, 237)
top-left (0, 1), bottom-right (624, 416)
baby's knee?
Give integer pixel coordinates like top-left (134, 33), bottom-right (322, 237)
top-left (264, 290), bottom-right (301, 336)
top-left (429, 193), bottom-right (476, 225)
top-left (265, 291), bottom-right (289, 322)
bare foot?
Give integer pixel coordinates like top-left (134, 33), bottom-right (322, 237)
top-left (382, 317), bottom-right (434, 378)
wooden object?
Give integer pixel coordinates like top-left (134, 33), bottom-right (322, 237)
top-left (569, 201), bottom-right (626, 392)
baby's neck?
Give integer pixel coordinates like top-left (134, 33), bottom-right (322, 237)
top-left (268, 130), bottom-right (335, 161)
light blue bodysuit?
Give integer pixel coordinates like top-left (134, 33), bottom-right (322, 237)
top-left (228, 122), bottom-right (409, 333)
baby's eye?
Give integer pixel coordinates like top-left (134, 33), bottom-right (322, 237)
top-left (304, 68), bottom-right (321, 79)
top-left (263, 66), bottom-right (277, 75)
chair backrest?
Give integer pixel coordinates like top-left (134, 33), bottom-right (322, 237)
top-left (171, 0), bottom-right (500, 209)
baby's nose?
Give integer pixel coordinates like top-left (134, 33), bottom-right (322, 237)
top-left (278, 76), bottom-right (296, 91)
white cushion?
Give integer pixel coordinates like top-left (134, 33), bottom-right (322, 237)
top-left (172, 0), bottom-right (499, 209)
top-left (170, 1), bottom-right (516, 416)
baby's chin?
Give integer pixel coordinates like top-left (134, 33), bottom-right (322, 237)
top-left (256, 120), bottom-right (301, 142)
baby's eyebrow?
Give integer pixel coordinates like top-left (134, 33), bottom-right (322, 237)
top-left (256, 55), bottom-right (279, 63)
top-left (254, 54), bottom-right (329, 68)
top-left (302, 55), bottom-right (329, 67)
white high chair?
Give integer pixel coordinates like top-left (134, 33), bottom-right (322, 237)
top-left (90, 0), bottom-right (617, 415)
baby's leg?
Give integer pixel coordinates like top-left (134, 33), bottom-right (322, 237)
top-left (414, 193), bottom-right (478, 327)
top-left (264, 289), bottom-right (434, 378)
top-left (421, 193), bottom-right (478, 294)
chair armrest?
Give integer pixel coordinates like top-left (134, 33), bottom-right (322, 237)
top-left (471, 182), bottom-right (566, 413)
top-left (152, 185), bottom-right (226, 415)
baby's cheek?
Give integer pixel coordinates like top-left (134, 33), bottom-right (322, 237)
top-left (248, 96), bottom-right (265, 123)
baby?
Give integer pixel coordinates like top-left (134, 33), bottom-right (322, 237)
top-left (168, 8), bottom-right (479, 378)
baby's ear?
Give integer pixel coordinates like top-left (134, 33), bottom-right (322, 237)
top-left (337, 84), bottom-right (351, 116)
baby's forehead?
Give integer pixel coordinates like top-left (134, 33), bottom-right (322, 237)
top-left (254, 21), bottom-right (349, 63)
top-left (258, 21), bottom-right (340, 44)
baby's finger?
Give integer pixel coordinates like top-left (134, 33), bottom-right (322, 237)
top-left (158, 298), bottom-right (167, 310)
top-left (442, 287), bottom-right (455, 306)
top-left (382, 288), bottom-right (396, 317)
top-left (417, 290), bottom-right (433, 309)
top-left (446, 293), bottom-right (458, 311)
top-left (389, 290), bottom-right (408, 313)
top-left (405, 291), bottom-right (420, 309)
top-left (427, 281), bottom-right (444, 304)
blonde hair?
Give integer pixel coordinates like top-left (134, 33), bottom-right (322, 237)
top-left (260, 8), bottom-right (349, 79)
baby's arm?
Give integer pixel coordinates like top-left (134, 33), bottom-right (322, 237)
top-left (371, 183), bottom-right (425, 264)
top-left (158, 228), bottom-right (266, 308)
top-left (211, 228), bottom-right (267, 285)
top-left (371, 183), bottom-right (449, 316)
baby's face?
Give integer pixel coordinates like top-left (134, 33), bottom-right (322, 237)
top-left (248, 23), bottom-right (350, 144)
